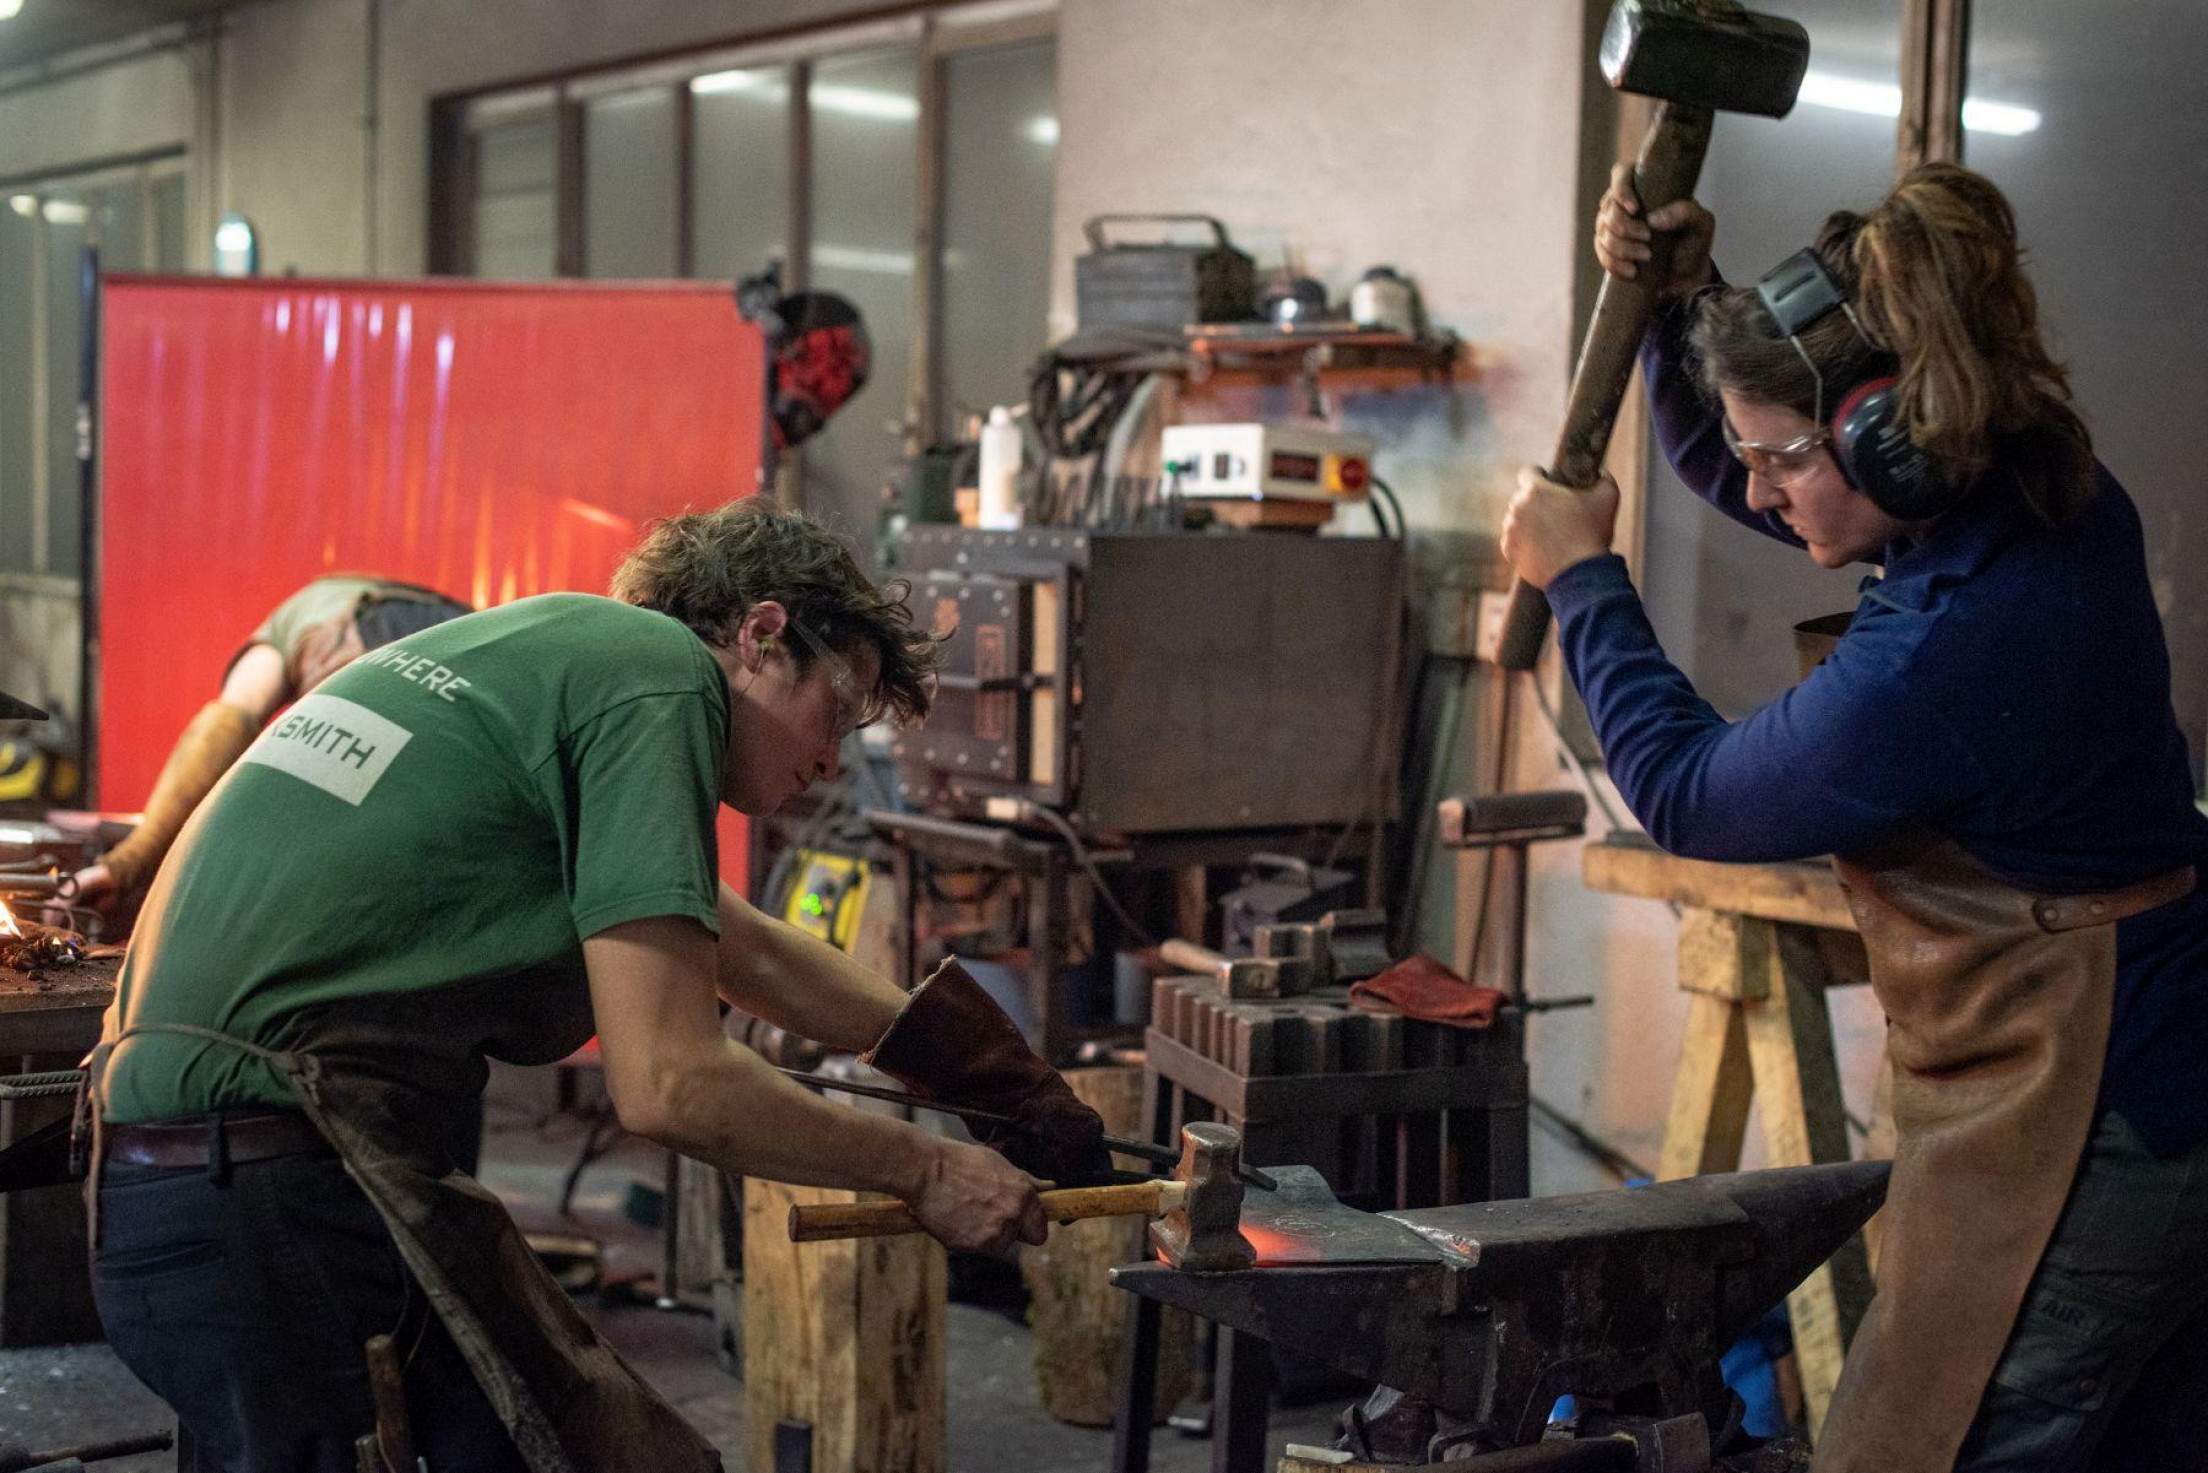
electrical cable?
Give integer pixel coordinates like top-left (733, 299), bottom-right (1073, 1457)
top-left (1367, 474), bottom-right (1408, 541)
top-left (1530, 1094), bottom-right (1652, 1184)
top-left (1014, 799), bottom-right (1158, 948)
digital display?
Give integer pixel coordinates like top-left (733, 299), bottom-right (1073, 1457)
top-left (1269, 450), bottom-right (1322, 483)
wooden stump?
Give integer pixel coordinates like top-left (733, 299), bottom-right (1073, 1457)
top-left (1021, 1066), bottom-right (1194, 1426)
top-left (742, 1178), bottom-right (946, 1473)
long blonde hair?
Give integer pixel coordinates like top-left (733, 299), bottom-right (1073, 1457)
top-left (1694, 163), bottom-right (2095, 524)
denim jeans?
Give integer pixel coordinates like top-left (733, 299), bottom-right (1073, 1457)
top-left (1955, 1110), bottom-right (2208, 1471)
top-left (92, 1142), bottom-right (524, 1473)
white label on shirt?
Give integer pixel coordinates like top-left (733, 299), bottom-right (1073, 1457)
top-left (241, 693), bottom-right (413, 806)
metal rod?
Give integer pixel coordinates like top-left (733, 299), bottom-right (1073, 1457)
top-left (778, 1068), bottom-right (1277, 1191)
top-left (0, 1430), bottom-right (174, 1473)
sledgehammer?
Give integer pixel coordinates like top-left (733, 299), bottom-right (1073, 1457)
top-left (1494, 0), bottom-right (1810, 669)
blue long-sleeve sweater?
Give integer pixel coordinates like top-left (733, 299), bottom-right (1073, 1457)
top-left (1544, 297), bottom-right (2208, 1154)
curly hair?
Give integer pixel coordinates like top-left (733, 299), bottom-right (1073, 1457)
top-left (1690, 162), bottom-right (2094, 526)
top-left (611, 500), bottom-right (940, 726)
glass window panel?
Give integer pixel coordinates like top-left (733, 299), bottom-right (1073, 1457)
top-left (45, 195), bottom-right (88, 577)
top-left (472, 112), bottom-right (557, 279)
top-left (1638, 0), bottom-right (1900, 716)
top-left (804, 47), bottom-right (918, 561)
top-left (151, 171), bottom-right (187, 271)
top-left (583, 87), bottom-right (678, 279)
top-left (938, 38), bottom-right (1055, 441)
top-left (85, 181), bottom-right (145, 273)
top-left (1966, 5), bottom-right (2208, 782)
top-left (690, 64), bottom-right (792, 283)
top-left (0, 200), bottom-right (35, 574)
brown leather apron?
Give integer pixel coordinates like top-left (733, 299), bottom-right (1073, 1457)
top-left (86, 971), bottom-right (722, 1473)
top-left (1812, 836), bottom-right (2193, 1472)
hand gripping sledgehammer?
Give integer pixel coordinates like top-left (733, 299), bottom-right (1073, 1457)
top-left (1493, 0), bottom-right (1810, 670)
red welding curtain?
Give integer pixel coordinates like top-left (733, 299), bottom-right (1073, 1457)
top-left (98, 275), bottom-right (764, 887)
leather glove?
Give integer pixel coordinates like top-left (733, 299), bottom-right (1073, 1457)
top-left (863, 958), bottom-right (1114, 1187)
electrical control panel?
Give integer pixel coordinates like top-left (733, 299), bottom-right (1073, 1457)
top-left (1160, 422), bottom-right (1375, 503)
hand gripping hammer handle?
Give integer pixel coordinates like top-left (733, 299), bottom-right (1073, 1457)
top-left (1494, 100), bottom-right (1715, 670)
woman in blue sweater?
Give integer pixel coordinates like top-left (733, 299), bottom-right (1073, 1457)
top-left (1504, 162), bottom-right (2208, 1472)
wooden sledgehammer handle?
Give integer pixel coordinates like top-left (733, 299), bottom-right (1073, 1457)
top-left (1159, 938), bottom-right (1228, 974)
top-left (1495, 99), bottom-right (1716, 670)
top-left (788, 1179), bottom-right (1189, 1242)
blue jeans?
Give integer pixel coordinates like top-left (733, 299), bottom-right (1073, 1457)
top-left (92, 1144), bottom-right (524, 1473)
top-left (1955, 1110), bottom-right (2208, 1470)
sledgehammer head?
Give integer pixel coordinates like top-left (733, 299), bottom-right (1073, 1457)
top-left (1601, 0), bottom-right (1811, 118)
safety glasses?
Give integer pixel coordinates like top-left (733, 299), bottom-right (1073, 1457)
top-left (1721, 416), bottom-right (1835, 489)
top-left (785, 618), bottom-right (869, 744)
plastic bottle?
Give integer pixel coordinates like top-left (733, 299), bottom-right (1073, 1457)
top-left (978, 406), bottom-right (1023, 530)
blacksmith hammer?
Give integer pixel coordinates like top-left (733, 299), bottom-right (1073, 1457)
top-left (1494, 0), bottom-right (1810, 670)
top-left (1165, 908), bottom-right (1395, 999)
top-left (786, 1122), bottom-right (1258, 1258)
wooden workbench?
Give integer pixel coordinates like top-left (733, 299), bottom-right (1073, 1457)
top-left (1583, 835), bottom-right (1881, 1441)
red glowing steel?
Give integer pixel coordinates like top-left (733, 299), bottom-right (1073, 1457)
top-left (97, 275), bottom-right (767, 888)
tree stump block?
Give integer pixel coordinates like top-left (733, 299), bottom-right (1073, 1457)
top-left (1021, 1066), bottom-right (1194, 1426)
top-left (743, 1178), bottom-right (946, 1473)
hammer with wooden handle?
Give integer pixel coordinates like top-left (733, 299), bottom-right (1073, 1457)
top-left (1493, 0), bottom-right (1810, 670)
top-left (789, 1177), bottom-right (1189, 1243)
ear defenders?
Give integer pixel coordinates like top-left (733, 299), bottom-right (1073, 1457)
top-left (1753, 249), bottom-right (1961, 520)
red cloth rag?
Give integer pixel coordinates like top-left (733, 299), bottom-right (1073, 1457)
top-left (1348, 954), bottom-right (1504, 1030)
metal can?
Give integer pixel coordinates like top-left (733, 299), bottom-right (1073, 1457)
top-left (1349, 266), bottom-right (1417, 334)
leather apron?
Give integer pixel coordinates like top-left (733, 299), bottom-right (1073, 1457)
top-left (1812, 836), bottom-right (2193, 1472)
top-left (85, 971), bottom-right (723, 1473)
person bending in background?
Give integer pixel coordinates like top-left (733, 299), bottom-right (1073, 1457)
top-left (71, 574), bottom-right (472, 915)
top-left (1502, 162), bottom-right (2208, 1470)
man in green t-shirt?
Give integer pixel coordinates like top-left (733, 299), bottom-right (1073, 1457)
top-left (71, 573), bottom-right (472, 917)
top-left (89, 503), bottom-right (1106, 1472)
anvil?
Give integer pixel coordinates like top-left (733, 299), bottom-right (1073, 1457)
top-left (1111, 1160), bottom-right (1887, 1450)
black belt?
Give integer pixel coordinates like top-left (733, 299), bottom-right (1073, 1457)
top-left (105, 1110), bottom-right (331, 1170)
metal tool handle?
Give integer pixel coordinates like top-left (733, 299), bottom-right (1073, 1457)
top-left (362, 1332), bottom-right (418, 1473)
top-left (787, 1179), bottom-right (1187, 1243)
top-left (1083, 213), bottom-right (1236, 252)
top-left (1495, 100), bottom-right (1716, 671)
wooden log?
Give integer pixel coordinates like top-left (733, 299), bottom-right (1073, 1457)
top-left (743, 1177), bottom-right (946, 1473)
top-left (1022, 1067), bottom-right (1194, 1427)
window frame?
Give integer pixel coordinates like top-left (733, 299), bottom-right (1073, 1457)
top-left (427, 1), bottom-right (1058, 507)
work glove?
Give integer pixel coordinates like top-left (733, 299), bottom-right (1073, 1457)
top-left (863, 957), bottom-right (1114, 1188)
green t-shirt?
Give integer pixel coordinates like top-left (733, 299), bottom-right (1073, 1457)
top-left (102, 593), bottom-right (730, 1124)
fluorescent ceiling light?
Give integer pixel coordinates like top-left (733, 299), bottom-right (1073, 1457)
top-left (0, 0), bottom-right (22, 21)
top-left (1960, 97), bottom-right (2043, 137)
top-left (7, 195), bottom-right (34, 217)
top-left (813, 243), bottom-right (913, 275)
top-left (1796, 69), bottom-right (2041, 136)
top-left (809, 84), bottom-right (918, 121)
top-left (42, 200), bottom-right (87, 225)
top-left (691, 69), bottom-right (781, 96)
top-left (1027, 116), bottom-right (1060, 146)
top-left (690, 71), bottom-right (915, 122)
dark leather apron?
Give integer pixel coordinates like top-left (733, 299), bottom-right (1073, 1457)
top-left (1813, 836), bottom-right (2193, 1472)
top-left (86, 971), bottom-right (723, 1473)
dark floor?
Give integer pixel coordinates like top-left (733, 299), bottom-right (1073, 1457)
top-left (0, 1068), bottom-right (1610, 1472)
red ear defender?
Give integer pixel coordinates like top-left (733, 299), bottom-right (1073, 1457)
top-left (1831, 375), bottom-right (1959, 520)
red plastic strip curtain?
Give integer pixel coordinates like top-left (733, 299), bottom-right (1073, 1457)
top-left (98, 276), bottom-right (764, 888)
